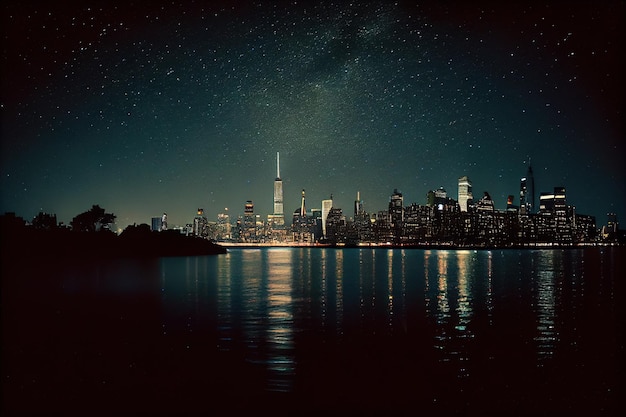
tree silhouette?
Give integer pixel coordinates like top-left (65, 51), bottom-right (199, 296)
top-left (70, 205), bottom-right (116, 232)
top-left (32, 212), bottom-right (58, 230)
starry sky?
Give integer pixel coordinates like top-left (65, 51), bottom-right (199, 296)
top-left (1, 1), bottom-right (624, 230)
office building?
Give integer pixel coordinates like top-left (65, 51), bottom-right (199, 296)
top-left (292, 190), bottom-right (312, 242)
top-left (322, 195), bottom-right (333, 239)
top-left (389, 189), bottom-right (404, 242)
top-left (520, 163), bottom-right (535, 214)
top-left (193, 208), bottom-right (208, 237)
top-left (242, 200), bottom-right (256, 242)
top-left (458, 176), bottom-right (473, 212)
top-left (354, 191), bottom-right (363, 218)
top-left (216, 210), bottom-right (231, 240)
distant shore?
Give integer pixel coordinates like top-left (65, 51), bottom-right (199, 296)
top-left (217, 241), bottom-right (620, 250)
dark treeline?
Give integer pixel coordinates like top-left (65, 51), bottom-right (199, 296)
top-left (0, 206), bottom-right (226, 260)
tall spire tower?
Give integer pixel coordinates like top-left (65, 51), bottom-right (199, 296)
top-left (273, 152), bottom-right (283, 216)
top-left (300, 189), bottom-right (306, 217)
top-left (354, 191), bottom-right (363, 218)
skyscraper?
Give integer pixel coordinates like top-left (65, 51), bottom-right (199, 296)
top-left (520, 163), bottom-right (535, 214)
top-left (269, 152), bottom-right (285, 229)
top-left (273, 152), bottom-right (284, 218)
top-left (527, 164), bottom-right (535, 213)
top-left (322, 195), bottom-right (333, 239)
top-left (354, 191), bottom-right (363, 218)
top-left (161, 213), bottom-right (167, 230)
top-left (300, 189), bottom-right (306, 217)
top-left (243, 200), bottom-right (256, 242)
top-left (193, 208), bottom-right (208, 237)
top-left (389, 189), bottom-right (404, 242)
top-left (217, 209), bottom-right (231, 240)
top-left (389, 189), bottom-right (404, 222)
top-left (292, 189), bottom-right (311, 243)
top-left (458, 176), bottom-right (473, 212)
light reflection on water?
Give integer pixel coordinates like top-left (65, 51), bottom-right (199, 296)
top-left (157, 248), bottom-right (619, 394)
top-left (428, 250), bottom-right (475, 378)
top-left (535, 250), bottom-right (559, 364)
top-left (264, 249), bottom-right (294, 391)
top-left (6, 246), bottom-right (620, 415)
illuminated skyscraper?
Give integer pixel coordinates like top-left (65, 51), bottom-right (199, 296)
top-left (434, 187), bottom-right (447, 211)
top-left (217, 209), bottom-right (231, 240)
top-left (292, 189), bottom-right (311, 243)
top-left (273, 152), bottom-right (284, 218)
top-left (458, 176), bottom-right (473, 212)
top-left (322, 195), bottom-right (333, 239)
top-left (300, 189), bottom-right (306, 217)
top-left (389, 189), bottom-right (404, 242)
top-left (291, 189), bottom-right (308, 227)
top-left (520, 163), bottom-right (535, 214)
top-left (193, 208), bottom-right (208, 237)
top-left (268, 152), bottom-right (285, 233)
top-left (354, 191), bottom-right (363, 218)
top-left (389, 189), bottom-right (404, 223)
top-left (242, 200), bottom-right (256, 242)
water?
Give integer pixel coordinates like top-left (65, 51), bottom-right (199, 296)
top-left (2, 248), bottom-right (622, 415)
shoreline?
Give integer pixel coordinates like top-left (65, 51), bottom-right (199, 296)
top-left (218, 241), bottom-right (622, 250)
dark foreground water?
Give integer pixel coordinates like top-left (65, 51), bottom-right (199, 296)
top-left (2, 248), bottom-right (623, 416)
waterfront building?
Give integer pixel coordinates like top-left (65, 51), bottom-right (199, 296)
top-left (242, 201), bottom-right (256, 242)
top-left (552, 187), bottom-right (572, 244)
top-left (601, 213), bottom-right (619, 241)
top-left (535, 186), bottom-right (576, 244)
top-left (474, 192), bottom-right (496, 243)
top-left (389, 189), bottom-right (404, 242)
top-left (574, 213), bottom-right (597, 243)
top-left (325, 207), bottom-right (346, 244)
top-left (373, 210), bottom-right (393, 243)
top-left (310, 208), bottom-right (323, 241)
top-left (404, 203), bottom-right (433, 243)
top-left (255, 214), bottom-right (264, 242)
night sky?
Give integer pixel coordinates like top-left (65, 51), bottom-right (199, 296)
top-left (1, 1), bottom-right (624, 230)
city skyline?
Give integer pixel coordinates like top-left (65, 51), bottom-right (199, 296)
top-left (1, 1), bottom-right (624, 229)
top-left (0, 158), bottom-right (609, 232)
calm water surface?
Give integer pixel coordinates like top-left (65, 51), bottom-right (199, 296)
top-left (2, 248), bottom-right (623, 416)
